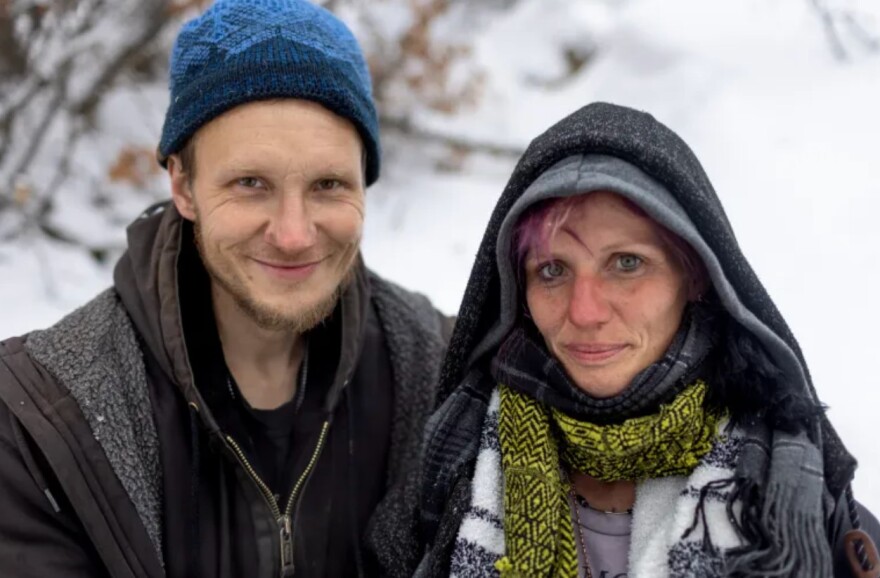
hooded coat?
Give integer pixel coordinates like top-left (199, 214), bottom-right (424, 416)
top-left (377, 103), bottom-right (879, 577)
top-left (0, 203), bottom-right (451, 577)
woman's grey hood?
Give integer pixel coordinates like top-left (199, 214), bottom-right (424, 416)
top-left (439, 102), bottom-right (856, 496)
top-left (478, 153), bottom-right (807, 404)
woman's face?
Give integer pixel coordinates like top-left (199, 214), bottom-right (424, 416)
top-left (524, 191), bottom-right (690, 398)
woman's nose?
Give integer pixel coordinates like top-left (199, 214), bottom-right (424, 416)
top-left (567, 275), bottom-right (613, 327)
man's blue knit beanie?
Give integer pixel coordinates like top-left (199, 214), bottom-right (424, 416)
top-left (158, 0), bottom-right (380, 185)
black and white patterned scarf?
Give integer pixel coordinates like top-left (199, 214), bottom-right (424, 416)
top-left (449, 389), bottom-right (747, 577)
top-left (449, 390), bottom-right (831, 577)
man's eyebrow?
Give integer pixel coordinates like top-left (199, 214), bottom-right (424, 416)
top-left (317, 167), bottom-right (358, 177)
top-left (303, 165), bottom-right (362, 181)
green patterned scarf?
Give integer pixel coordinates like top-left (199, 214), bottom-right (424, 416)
top-left (495, 380), bottom-right (723, 577)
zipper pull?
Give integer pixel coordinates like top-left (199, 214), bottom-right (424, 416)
top-left (280, 515), bottom-right (295, 577)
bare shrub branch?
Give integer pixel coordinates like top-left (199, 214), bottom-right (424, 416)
top-left (809, 0), bottom-right (880, 60)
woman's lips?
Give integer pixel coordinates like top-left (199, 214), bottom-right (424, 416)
top-left (253, 257), bottom-right (323, 281)
top-left (563, 343), bottom-right (627, 364)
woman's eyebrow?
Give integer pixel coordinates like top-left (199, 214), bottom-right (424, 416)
top-left (560, 226), bottom-right (592, 254)
top-left (602, 241), bottom-right (661, 253)
top-left (558, 228), bottom-right (659, 255)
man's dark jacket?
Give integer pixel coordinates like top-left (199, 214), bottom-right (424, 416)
top-left (0, 204), bottom-right (450, 577)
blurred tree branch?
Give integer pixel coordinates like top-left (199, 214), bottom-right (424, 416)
top-left (380, 113), bottom-right (522, 159)
top-left (319, 0), bottom-right (497, 120)
top-left (316, 0), bottom-right (523, 167)
top-left (0, 3), bottom-right (27, 77)
top-left (0, 0), bottom-right (182, 239)
top-left (809, 0), bottom-right (879, 60)
top-left (0, 0), bottom-right (527, 251)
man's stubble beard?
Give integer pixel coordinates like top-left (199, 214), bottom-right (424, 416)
top-left (193, 219), bottom-right (358, 334)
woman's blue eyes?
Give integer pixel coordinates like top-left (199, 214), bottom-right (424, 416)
top-left (616, 254), bottom-right (643, 272)
top-left (535, 254), bottom-right (643, 281)
top-left (538, 261), bottom-right (565, 280)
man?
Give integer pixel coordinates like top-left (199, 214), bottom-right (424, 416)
top-left (0, 1), bottom-right (450, 576)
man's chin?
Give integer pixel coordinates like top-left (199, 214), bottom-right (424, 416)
top-left (212, 256), bottom-right (357, 332)
top-left (240, 289), bottom-right (341, 333)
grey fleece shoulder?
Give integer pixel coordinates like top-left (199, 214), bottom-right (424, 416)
top-left (25, 288), bottom-right (163, 568)
top-left (367, 270), bottom-right (447, 472)
top-left (365, 271), bottom-right (450, 575)
top-left (368, 271), bottom-right (446, 337)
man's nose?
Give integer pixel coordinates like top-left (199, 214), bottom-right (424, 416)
top-left (264, 194), bottom-right (316, 253)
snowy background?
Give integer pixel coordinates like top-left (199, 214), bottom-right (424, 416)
top-left (1, 0), bottom-right (879, 512)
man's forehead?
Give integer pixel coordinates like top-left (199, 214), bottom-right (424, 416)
top-left (184, 101), bottom-right (367, 177)
top-left (191, 100), bottom-right (358, 142)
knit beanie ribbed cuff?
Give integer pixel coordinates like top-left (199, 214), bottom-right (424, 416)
top-left (158, 0), bottom-right (381, 185)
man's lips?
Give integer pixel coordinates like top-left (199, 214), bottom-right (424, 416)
top-left (252, 257), bottom-right (325, 280)
top-left (562, 343), bottom-right (628, 364)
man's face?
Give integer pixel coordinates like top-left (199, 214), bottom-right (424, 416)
top-left (170, 100), bottom-right (366, 332)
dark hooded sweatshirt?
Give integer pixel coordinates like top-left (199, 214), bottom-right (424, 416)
top-left (367, 103), bottom-right (880, 577)
top-left (0, 203), bottom-right (451, 578)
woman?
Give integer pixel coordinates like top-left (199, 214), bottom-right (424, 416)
top-left (386, 103), bottom-right (880, 577)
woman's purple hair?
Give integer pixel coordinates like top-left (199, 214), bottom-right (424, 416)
top-left (513, 192), bottom-right (707, 297)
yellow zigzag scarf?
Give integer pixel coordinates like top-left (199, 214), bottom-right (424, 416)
top-left (495, 380), bottom-right (723, 577)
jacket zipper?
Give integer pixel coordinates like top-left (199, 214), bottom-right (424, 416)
top-left (225, 421), bottom-right (331, 577)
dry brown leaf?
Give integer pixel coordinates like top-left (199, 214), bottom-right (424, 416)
top-left (108, 146), bottom-right (161, 188)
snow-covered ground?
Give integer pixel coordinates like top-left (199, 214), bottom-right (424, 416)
top-left (2, 0), bottom-right (879, 512)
